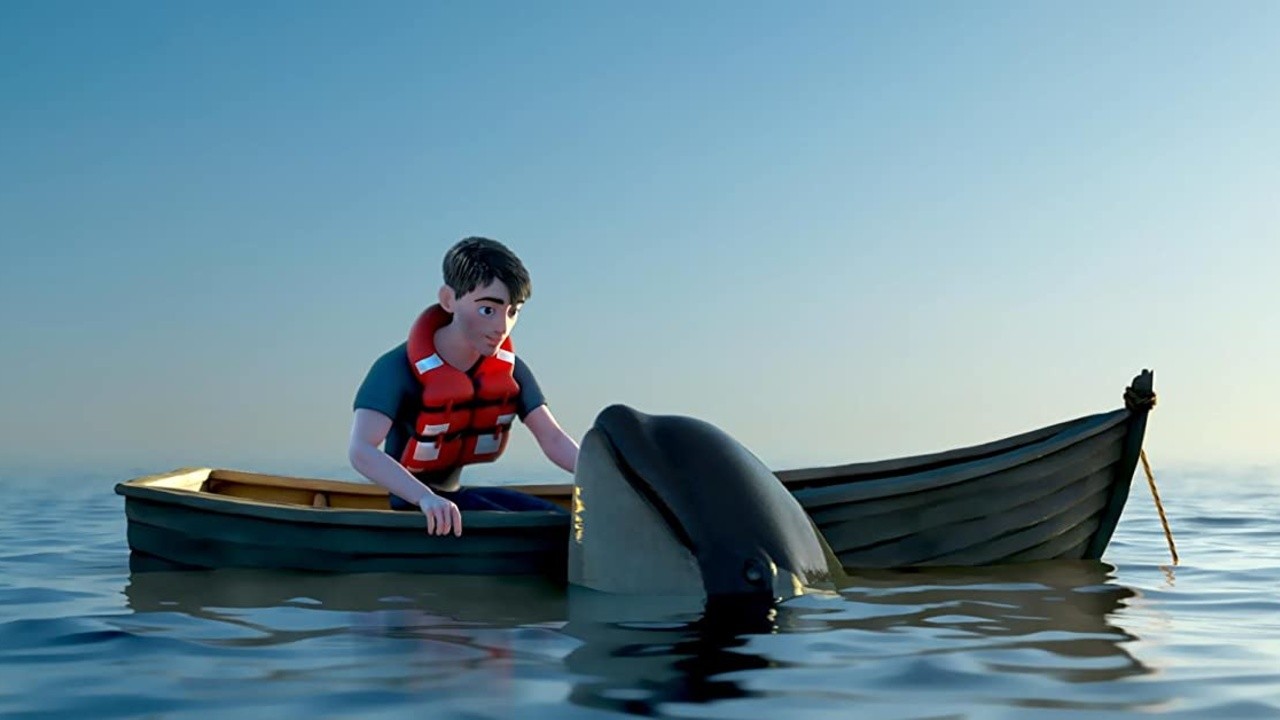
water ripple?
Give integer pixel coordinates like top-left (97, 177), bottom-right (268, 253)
top-left (1, 469), bottom-right (1280, 718)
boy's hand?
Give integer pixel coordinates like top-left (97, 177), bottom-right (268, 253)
top-left (418, 493), bottom-right (462, 536)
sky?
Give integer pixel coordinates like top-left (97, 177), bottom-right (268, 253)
top-left (2, 1), bottom-right (1278, 483)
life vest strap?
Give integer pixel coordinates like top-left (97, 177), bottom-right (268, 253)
top-left (412, 425), bottom-right (514, 444)
top-left (418, 397), bottom-right (513, 413)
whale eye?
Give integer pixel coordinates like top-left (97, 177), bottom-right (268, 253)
top-left (743, 558), bottom-right (767, 587)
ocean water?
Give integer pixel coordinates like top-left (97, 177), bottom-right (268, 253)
top-left (1, 466), bottom-right (1278, 719)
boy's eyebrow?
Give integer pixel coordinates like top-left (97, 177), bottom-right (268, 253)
top-left (475, 296), bottom-right (510, 305)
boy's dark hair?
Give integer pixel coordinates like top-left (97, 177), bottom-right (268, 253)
top-left (442, 237), bottom-right (532, 304)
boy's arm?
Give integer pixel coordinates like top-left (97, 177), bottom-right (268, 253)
top-left (348, 408), bottom-right (461, 535)
top-left (523, 405), bottom-right (579, 474)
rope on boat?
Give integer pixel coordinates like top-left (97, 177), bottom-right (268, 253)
top-left (1123, 372), bottom-right (1157, 412)
top-left (1140, 448), bottom-right (1178, 565)
top-left (1122, 370), bottom-right (1172, 563)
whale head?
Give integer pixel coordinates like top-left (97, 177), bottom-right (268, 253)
top-left (569, 404), bottom-right (842, 601)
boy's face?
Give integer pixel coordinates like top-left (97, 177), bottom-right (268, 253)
top-left (441, 279), bottom-right (522, 356)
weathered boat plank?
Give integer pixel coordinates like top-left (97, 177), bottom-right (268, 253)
top-left (802, 424), bottom-right (1125, 527)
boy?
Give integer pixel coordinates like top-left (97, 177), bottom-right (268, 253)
top-left (348, 237), bottom-right (578, 536)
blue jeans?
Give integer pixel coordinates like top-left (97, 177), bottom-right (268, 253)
top-left (390, 486), bottom-right (567, 513)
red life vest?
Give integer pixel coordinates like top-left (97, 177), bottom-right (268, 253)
top-left (398, 305), bottom-right (521, 474)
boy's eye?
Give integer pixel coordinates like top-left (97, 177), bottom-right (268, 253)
top-left (508, 307), bottom-right (520, 319)
top-left (478, 306), bottom-right (495, 317)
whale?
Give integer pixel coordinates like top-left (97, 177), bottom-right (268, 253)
top-left (568, 404), bottom-right (845, 601)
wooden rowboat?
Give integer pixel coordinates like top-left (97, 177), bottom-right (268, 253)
top-left (782, 370), bottom-right (1157, 568)
top-left (115, 371), bottom-right (1155, 574)
top-left (115, 469), bottom-right (573, 575)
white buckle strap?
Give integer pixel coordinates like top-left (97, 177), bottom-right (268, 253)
top-left (412, 441), bottom-right (441, 462)
top-left (473, 433), bottom-right (502, 455)
top-left (414, 354), bottom-right (444, 375)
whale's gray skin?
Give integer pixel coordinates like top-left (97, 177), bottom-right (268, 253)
top-left (568, 404), bottom-right (843, 601)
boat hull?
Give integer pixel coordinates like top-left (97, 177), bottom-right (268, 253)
top-left (783, 406), bottom-right (1150, 568)
top-left (115, 373), bottom-right (1154, 574)
top-left (116, 469), bottom-right (570, 576)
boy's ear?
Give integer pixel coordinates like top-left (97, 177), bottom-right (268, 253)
top-left (438, 285), bottom-right (455, 312)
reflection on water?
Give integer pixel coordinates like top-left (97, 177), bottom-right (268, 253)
top-left (562, 593), bottom-right (783, 714)
top-left (121, 559), bottom-right (1152, 716)
top-left (833, 561), bottom-right (1148, 684)
top-left (559, 561), bottom-right (1150, 715)
top-left (8, 469), bottom-right (1280, 717)
top-left (124, 566), bottom-right (570, 629)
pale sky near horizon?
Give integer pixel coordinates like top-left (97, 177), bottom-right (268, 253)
top-left (2, 2), bottom-right (1278, 482)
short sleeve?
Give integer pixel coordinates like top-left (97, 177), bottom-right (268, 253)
top-left (354, 343), bottom-right (414, 420)
top-left (513, 356), bottom-right (547, 420)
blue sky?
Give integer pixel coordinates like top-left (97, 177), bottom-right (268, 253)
top-left (2, 2), bottom-right (1277, 481)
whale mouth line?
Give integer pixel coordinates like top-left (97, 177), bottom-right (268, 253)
top-left (595, 424), bottom-right (696, 552)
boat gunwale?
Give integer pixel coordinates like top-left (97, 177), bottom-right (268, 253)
top-left (779, 408), bottom-right (1129, 486)
top-left (116, 472), bottom-right (571, 530)
top-left (790, 408), bottom-right (1132, 508)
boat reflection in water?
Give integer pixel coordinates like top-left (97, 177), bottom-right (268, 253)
top-left (831, 560), bottom-right (1149, 681)
top-left (558, 560), bottom-right (1150, 715)
top-left (125, 559), bottom-right (1150, 714)
top-left (123, 566), bottom-right (570, 638)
